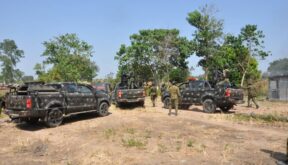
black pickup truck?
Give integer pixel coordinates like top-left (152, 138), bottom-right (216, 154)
top-left (161, 80), bottom-right (244, 113)
top-left (4, 82), bottom-right (110, 127)
top-left (112, 82), bottom-right (145, 107)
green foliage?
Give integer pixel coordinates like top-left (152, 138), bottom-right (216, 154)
top-left (187, 5), bottom-right (223, 73)
top-left (268, 58), bottom-right (288, 75)
top-left (207, 24), bottom-right (268, 86)
top-left (122, 138), bottom-right (146, 149)
top-left (115, 29), bottom-right (193, 84)
top-left (21, 76), bottom-right (34, 82)
top-left (169, 68), bottom-right (189, 83)
top-left (35, 34), bottom-right (99, 82)
top-left (0, 39), bottom-right (24, 83)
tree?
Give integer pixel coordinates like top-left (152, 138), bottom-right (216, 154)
top-left (208, 24), bottom-right (268, 86)
top-left (187, 4), bottom-right (223, 79)
top-left (36, 33), bottom-right (99, 82)
top-left (169, 68), bottom-right (189, 83)
top-left (0, 39), bottom-right (24, 83)
top-left (268, 58), bottom-right (288, 75)
top-left (115, 29), bottom-right (193, 84)
top-left (238, 25), bottom-right (269, 86)
top-left (22, 75), bottom-right (34, 82)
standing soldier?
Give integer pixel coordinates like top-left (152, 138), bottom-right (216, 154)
top-left (246, 81), bottom-right (259, 109)
top-left (150, 83), bottom-right (157, 107)
top-left (168, 81), bottom-right (180, 116)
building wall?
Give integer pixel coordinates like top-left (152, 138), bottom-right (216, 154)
top-left (279, 77), bottom-right (288, 101)
top-left (269, 76), bottom-right (288, 101)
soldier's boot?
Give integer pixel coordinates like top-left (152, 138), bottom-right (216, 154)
top-left (252, 97), bottom-right (259, 109)
top-left (247, 98), bottom-right (252, 107)
top-left (168, 106), bottom-right (172, 116)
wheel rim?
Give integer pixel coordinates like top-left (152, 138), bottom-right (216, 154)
top-left (100, 103), bottom-right (108, 115)
top-left (204, 102), bottom-right (213, 112)
top-left (49, 109), bottom-right (63, 124)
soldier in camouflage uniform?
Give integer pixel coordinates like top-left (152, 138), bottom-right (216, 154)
top-left (246, 81), bottom-right (259, 109)
top-left (150, 83), bottom-right (157, 107)
top-left (168, 81), bottom-right (180, 116)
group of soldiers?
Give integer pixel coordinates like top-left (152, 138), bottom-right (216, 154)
top-left (146, 81), bottom-right (180, 116)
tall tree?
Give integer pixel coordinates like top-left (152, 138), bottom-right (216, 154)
top-left (187, 5), bottom-right (223, 80)
top-left (268, 58), bottom-right (288, 75)
top-left (238, 25), bottom-right (269, 86)
top-left (36, 33), bottom-right (99, 82)
top-left (115, 29), bottom-right (193, 84)
top-left (0, 39), bottom-right (24, 83)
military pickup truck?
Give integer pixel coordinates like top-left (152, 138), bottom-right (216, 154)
top-left (112, 82), bottom-right (145, 107)
top-left (161, 80), bottom-right (244, 113)
top-left (4, 82), bottom-right (110, 127)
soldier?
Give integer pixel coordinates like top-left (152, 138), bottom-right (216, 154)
top-left (217, 78), bottom-right (230, 88)
top-left (246, 81), bottom-right (259, 109)
top-left (168, 81), bottom-right (180, 116)
top-left (150, 83), bottom-right (157, 107)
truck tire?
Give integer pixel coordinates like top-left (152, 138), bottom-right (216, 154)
top-left (164, 97), bottom-right (170, 109)
top-left (203, 99), bottom-right (216, 113)
top-left (45, 108), bottom-right (63, 128)
top-left (98, 102), bottom-right (109, 117)
top-left (139, 101), bottom-right (145, 107)
top-left (219, 105), bottom-right (233, 112)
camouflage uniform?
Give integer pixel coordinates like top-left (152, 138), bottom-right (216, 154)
top-left (150, 85), bottom-right (157, 107)
top-left (247, 83), bottom-right (259, 109)
top-left (217, 78), bottom-right (230, 88)
top-left (168, 84), bottom-right (180, 116)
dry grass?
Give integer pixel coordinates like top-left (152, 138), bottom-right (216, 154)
top-left (227, 113), bottom-right (288, 123)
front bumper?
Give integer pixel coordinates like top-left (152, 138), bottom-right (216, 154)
top-left (4, 109), bottom-right (46, 119)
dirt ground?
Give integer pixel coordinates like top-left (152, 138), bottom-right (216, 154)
top-left (0, 98), bottom-right (287, 165)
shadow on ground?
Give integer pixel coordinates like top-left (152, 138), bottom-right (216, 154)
top-left (14, 112), bottom-right (112, 131)
top-left (116, 103), bottom-right (144, 110)
top-left (261, 149), bottom-right (287, 164)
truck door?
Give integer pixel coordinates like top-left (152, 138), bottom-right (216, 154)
top-left (189, 81), bottom-right (205, 104)
top-left (64, 84), bottom-right (83, 113)
top-left (179, 83), bottom-right (191, 105)
top-left (78, 85), bottom-right (97, 111)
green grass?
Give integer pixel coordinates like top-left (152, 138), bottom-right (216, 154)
top-left (158, 144), bottom-right (167, 153)
top-left (126, 128), bottom-right (135, 134)
top-left (230, 113), bottom-right (288, 123)
top-left (187, 139), bottom-right (195, 148)
top-left (104, 128), bottom-right (116, 139)
top-left (122, 138), bottom-right (146, 149)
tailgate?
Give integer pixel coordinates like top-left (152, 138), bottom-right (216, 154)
top-left (6, 95), bottom-right (30, 110)
top-left (229, 88), bottom-right (244, 101)
top-left (119, 89), bottom-right (144, 99)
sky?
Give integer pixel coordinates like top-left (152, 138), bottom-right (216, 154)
top-left (0, 0), bottom-right (288, 78)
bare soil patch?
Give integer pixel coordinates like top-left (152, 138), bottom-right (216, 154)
top-left (0, 98), bottom-right (287, 165)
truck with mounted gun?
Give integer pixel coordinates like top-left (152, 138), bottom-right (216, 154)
top-left (161, 80), bottom-right (244, 113)
top-left (4, 82), bottom-right (110, 127)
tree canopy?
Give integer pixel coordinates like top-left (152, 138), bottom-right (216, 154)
top-left (187, 5), bottom-right (223, 79)
top-left (115, 29), bottom-right (193, 84)
top-left (35, 33), bottom-right (99, 82)
top-left (268, 58), bottom-right (288, 76)
top-left (0, 39), bottom-right (24, 83)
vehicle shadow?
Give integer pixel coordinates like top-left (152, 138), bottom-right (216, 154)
top-left (261, 149), bottom-right (287, 164)
top-left (116, 103), bottom-right (144, 110)
top-left (180, 107), bottom-right (236, 114)
top-left (15, 112), bottom-right (112, 131)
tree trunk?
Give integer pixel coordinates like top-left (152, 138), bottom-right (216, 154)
top-left (204, 67), bottom-right (209, 80)
top-left (240, 70), bottom-right (247, 87)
